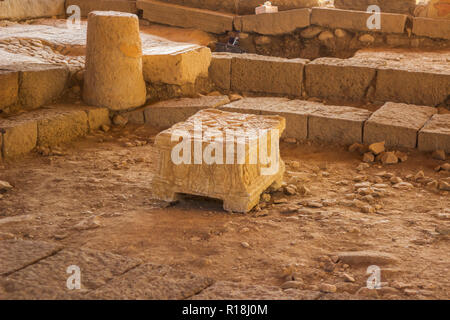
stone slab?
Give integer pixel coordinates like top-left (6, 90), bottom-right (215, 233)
top-left (0, 118), bottom-right (37, 158)
top-left (412, 17), bottom-right (450, 40)
top-left (418, 114), bottom-right (450, 153)
top-left (0, 70), bottom-right (19, 111)
top-left (309, 105), bottom-right (372, 145)
top-left (144, 96), bottom-right (230, 129)
top-left (334, 0), bottom-right (416, 15)
top-left (305, 58), bottom-right (379, 102)
top-left (7, 248), bottom-right (142, 291)
top-left (235, 8), bottom-right (311, 35)
top-left (137, 0), bottom-right (234, 34)
top-left (0, 0), bottom-right (65, 21)
top-left (364, 102), bottom-right (437, 149)
top-left (83, 107), bottom-right (111, 131)
top-left (0, 240), bottom-right (61, 276)
top-left (122, 108), bottom-right (146, 125)
top-left (66, 0), bottom-right (138, 17)
top-left (85, 263), bottom-right (213, 299)
top-left (218, 97), bottom-right (290, 115)
top-left (209, 53), bottom-right (233, 90)
top-left (142, 46), bottom-right (211, 85)
top-left (311, 7), bottom-right (407, 34)
top-left (231, 54), bottom-right (308, 96)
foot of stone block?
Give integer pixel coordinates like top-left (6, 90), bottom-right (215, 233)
top-left (223, 195), bottom-right (260, 213)
top-left (151, 180), bottom-right (180, 203)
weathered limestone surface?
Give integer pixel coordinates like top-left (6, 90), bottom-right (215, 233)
top-left (37, 108), bottom-right (89, 147)
top-left (209, 53), bottom-right (233, 90)
top-left (86, 263), bottom-right (213, 299)
top-left (412, 18), bottom-right (450, 40)
top-left (0, 240), bottom-right (61, 276)
top-left (83, 107), bottom-right (111, 131)
top-left (123, 108), bottom-right (146, 124)
top-left (418, 114), bottom-right (450, 153)
top-left (0, 70), bottom-right (19, 111)
top-left (334, 0), bottom-right (416, 14)
top-left (354, 50), bottom-right (450, 107)
top-left (0, 118), bottom-right (37, 158)
top-left (219, 97), bottom-right (289, 115)
top-left (231, 54), bottom-right (308, 96)
top-left (364, 102), bottom-right (437, 149)
top-left (0, 0), bottom-right (65, 20)
top-left (235, 9), bottom-right (311, 35)
top-left (7, 248), bottom-right (141, 290)
top-left (143, 46), bottom-right (211, 85)
top-left (18, 64), bottom-right (69, 110)
top-left (309, 105), bottom-right (372, 145)
top-left (66, 0), bottom-right (138, 17)
top-left (305, 58), bottom-right (379, 102)
top-left (311, 8), bottom-right (407, 33)
top-left (144, 96), bottom-right (230, 129)
top-left (151, 109), bottom-right (285, 213)
top-left (137, 0), bottom-right (234, 34)
top-left (83, 11), bottom-right (146, 111)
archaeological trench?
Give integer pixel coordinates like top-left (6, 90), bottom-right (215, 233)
top-left (0, 0), bottom-right (449, 301)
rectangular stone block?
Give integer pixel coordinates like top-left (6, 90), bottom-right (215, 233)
top-left (137, 0), bottom-right (234, 34)
top-left (83, 107), bottom-right (111, 131)
top-left (0, 118), bottom-right (37, 159)
top-left (18, 64), bottom-right (69, 110)
top-left (0, 70), bottom-right (19, 111)
top-left (123, 108), bottom-right (145, 124)
top-left (151, 108), bottom-right (286, 213)
top-left (412, 17), bottom-right (450, 40)
top-left (143, 46), bottom-right (211, 85)
top-left (334, 0), bottom-right (416, 14)
top-left (364, 102), bottom-right (437, 149)
top-left (218, 97), bottom-right (289, 115)
top-left (209, 53), bottom-right (233, 90)
top-left (0, 0), bottom-right (65, 20)
top-left (418, 114), bottom-right (450, 153)
top-left (231, 54), bottom-right (308, 96)
top-left (235, 8), bottom-right (311, 35)
top-left (66, 0), bottom-right (138, 17)
top-left (305, 58), bottom-right (378, 102)
top-left (37, 108), bottom-right (89, 147)
top-left (311, 7), bottom-right (407, 33)
top-left (144, 96), bottom-right (230, 130)
top-left (309, 105), bottom-right (372, 145)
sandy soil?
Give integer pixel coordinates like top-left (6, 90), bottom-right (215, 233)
top-left (0, 124), bottom-right (449, 299)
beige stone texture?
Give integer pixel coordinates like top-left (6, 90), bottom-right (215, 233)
top-left (37, 108), bottom-right (89, 147)
top-left (412, 17), bottom-right (450, 40)
top-left (142, 46), bottom-right (211, 85)
top-left (209, 53), bottom-right (233, 90)
top-left (305, 58), bottom-right (379, 102)
top-left (219, 97), bottom-right (290, 115)
top-left (83, 11), bottom-right (147, 111)
top-left (18, 64), bottom-right (69, 110)
top-left (234, 8), bottom-right (311, 35)
top-left (122, 108), bottom-right (146, 124)
top-left (231, 54), bottom-right (308, 96)
top-left (0, 118), bottom-right (37, 159)
top-left (311, 8), bottom-right (407, 34)
top-left (0, 70), bottom-right (19, 111)
top-left (83, 107), bottom-right (111, 131)
top-left (144, 96), bottom-right (230, 129)
top-left (137, 0), bottom-right (234, 34)
top-left (0, 0), bottom-right (65, 21)
top-left (151, 108), bottom-right (285, 213)
top-left (66, 0), bottom-right (138, 17)
top-left (334, 0), bottom-right (416, 14)
top-left (309, 105), bottom-right (372, 145)
top-left (364, 102), bottom-right (437, 149)
top-left (418, 114), bottom-right (450, 153)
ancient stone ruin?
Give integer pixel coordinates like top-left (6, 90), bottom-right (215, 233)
top-left (0, 0), bottom-right (449, 302)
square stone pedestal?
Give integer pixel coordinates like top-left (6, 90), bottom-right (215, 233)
top-left (151, 108), bottom-right (286, 213)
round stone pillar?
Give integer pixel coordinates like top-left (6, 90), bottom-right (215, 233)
top-left (83, 11), bottom-right (147, 110)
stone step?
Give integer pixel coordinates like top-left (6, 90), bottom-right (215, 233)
top-left (0, 104), bottom-right (110, 159)
top-left (66, 0), bottom-right (138, 17)
top-left (333, 0), bottom-right (416, 15)
top-left (412, 17), bottom-right (450, 40)
top-left (0, 0), bottom-right (65, 21)
top-left (136, 0), bottom-right (235, 34)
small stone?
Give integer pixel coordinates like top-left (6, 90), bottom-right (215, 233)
top-left (113, 114), bottom-right (128, 126)
top-left (432, 150), bottom-right (446, 161)
top-left (414, 170), bottom-right (425, 181)
top-left (441, 163), bottom-right (450, 171)
top-left (240, 241), bottom-right (250, 248)
top-left (300, 26), bottom-right (323, 38)
top-left (0, 180), bottom-right (13, 193)
top-left (361, 205), bottom-right (375, 213)
top-left (394, 151), bottom-right (408, 162)
top-left (281, 280), bottom-right (303, 290)
top-left (302, 200), bottom-right (323, 208)
top-left (261, 193), bottom-right (271, 202)
top-left (369, 142), bottom-right (385, 155)
top-left (298, 185), bottom-right (311, 195)
top-left (348, 142), bottom-right (366, 154)
top-left (359, 34), bottom-right (375, 43)
top-left (439, 181), bottom-right (450, 191)
top-left (390, 176), bottom-right (403, 184)
top-left (393, 182), bottom-right (414, 190)
top-left (334, 28), bottom-right (348, 38)
top-left (343, 273), bottom-right (355, 283)
top-left (100, 124), bottom-right (110, 132)
top-left (228, 93), bottom-right (243, 102)
top-left (0, 232), bottom-right (15, 240)
top-left (274, 198), bottom-right (288, 204)
top-left (319, 283), bottom-right (337, 293)
top-left (73, 215), bottom-right (101, 231)
top-left (363, 152), bottom-right (375, 163)
top-left (284, 185), bottom-right (297, 196)
top-left (357, 163), bottom-right (370, 171)
top-left (318, 31), bottom-right (334, 41)
top-left (380, 152), bottom-right (398, 165)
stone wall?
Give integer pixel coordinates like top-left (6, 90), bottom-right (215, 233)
top-left (0, 0), bottom-right (66, 20)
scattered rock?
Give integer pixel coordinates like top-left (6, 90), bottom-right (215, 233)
top-left (359, 34), bottom-right (375, 43)
top-left (393, 182), bottom-right (414, 190)
top-left (394, 151), bottom-right (408, 162)
top-left (73, 215), bottom-right (101, 231)
top-left (240, 241), bottom-right (250, 248)
top-left (318, 31), bottom-right (334, 41)
top-left (112, 114), bottom-right (128, 127)
top-left (369, 142), bottom-right (385, 155)
top-left (228, 93), bottom-right (243, 102)
top-left (334, 28), bottom-right (348, 38)
top-left (361, 205), bottom-right (375, 213)
top-left (284, 185), bottom-right (297, 196)
top-left (100, 124), bottom-right (110, 132)
top-left (380, 152), bottom-right (398, 165)
top-left (301, 200), bottom-right (323, 208)
top-left (319, 283), bottom-right (337, 293)
top-left (414, 170), bottom-right (425, 181)
top-left (439, 181), bottom-right (450, 191)
top-left (356, 163), bottom-right (370, 171)
top-left (281, 280), bottom-right (303, 290)
top-left (0, 180), bottom-right (13, 193)
top-left (348, 142), bottom-right (366, 154)
top-left (261, 193), bottom-right (271, 202)
top-left (363, 152), bottom-right (375, 163)
top-left (343, 273), bottom-right (355, 283)
top-left (432, 150), bottom-right (446, 161)
top-left (356, 287), bottom-right (379, 298)
top-left (336, 251), bottom-right (399, 266)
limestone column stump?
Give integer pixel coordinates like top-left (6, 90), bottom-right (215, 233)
top-left (83, 11), bottom-right (146, 110)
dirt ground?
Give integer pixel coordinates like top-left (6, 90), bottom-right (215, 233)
top-left (0, 123), bottom-right (449, 300)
